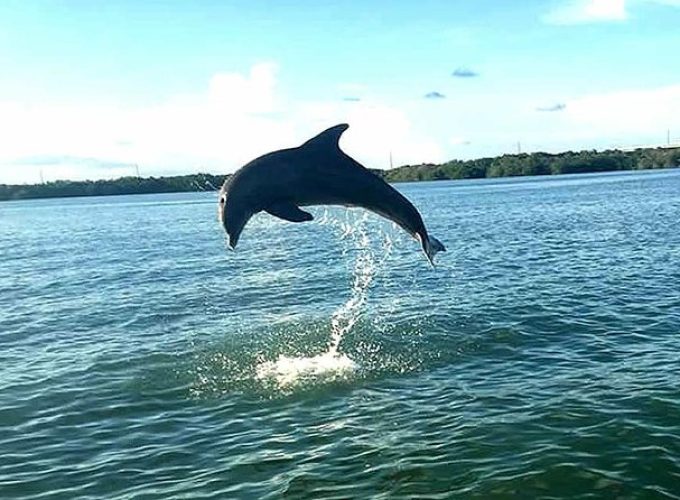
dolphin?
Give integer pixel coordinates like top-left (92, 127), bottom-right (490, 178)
top-left (218, 123), bottom-right (445, 264)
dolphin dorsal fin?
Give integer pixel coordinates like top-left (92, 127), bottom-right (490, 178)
top-left (300, 123), bottom-right (349, 153)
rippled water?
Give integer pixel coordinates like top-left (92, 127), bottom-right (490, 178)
top-left (2, 170), bottom-right (680, 499)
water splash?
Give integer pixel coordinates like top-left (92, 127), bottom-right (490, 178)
top-left (328, 212), bottom-right (376, 355)
top-left (255, 209), bottom-right (392, 390)
top-left (254, 350), bottom-right (356, 390)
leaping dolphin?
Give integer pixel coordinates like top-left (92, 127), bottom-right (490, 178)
top-left (218, 124), bottom-right (446, 264)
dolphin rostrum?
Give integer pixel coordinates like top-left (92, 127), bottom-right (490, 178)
top-left (218, 124), bottom-right (446, 264)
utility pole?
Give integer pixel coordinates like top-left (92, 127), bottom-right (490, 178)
top-left (135, 164), bottom-right (140, 177)
top-left (389, 151), bottom-right (393, 169)
top-left (516, 141), bottom-right (521, 154)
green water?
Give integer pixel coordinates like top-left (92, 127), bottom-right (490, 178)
top-left (1, 170), bottom-right (679, 498)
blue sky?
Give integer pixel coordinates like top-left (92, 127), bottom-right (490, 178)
top-left (1, 0), bottom-right (679, 183)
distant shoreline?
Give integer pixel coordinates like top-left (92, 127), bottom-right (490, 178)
top-left (2, 145), bottom-right (678, 202)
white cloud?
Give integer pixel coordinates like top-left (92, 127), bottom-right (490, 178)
top-left (2, 61), bottom-right (679, 185)
top-left (642, 0), bottom-right (680, 5)
top-left (563, 84), bottom-right (680, 145)
top-left (449, 137), bottom-right (471, 146)
top-left (544, 0), bottom-right (628, 24)
top-left (336, 82), bottom-right (369, 94)
top-left (208, 62), bottom-right (279, 115)
top-left (296, 100), bottom-right (444, 168)
top-left (0, 62), bottom-right (446, 184)
top-left (0, 63), bottom-right (289, 183)
top-left (543, 0), bottom-right (680, 24)
top-left (419, 83), bottom-right (680, 158)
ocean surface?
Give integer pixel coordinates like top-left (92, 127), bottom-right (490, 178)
top-left (1, 169), bottom-right (680, 499)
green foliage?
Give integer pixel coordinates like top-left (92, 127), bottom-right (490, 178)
top-left (1, 146), bottom-right (678, 201)
top-left (382, 146), bottom-right (679, 183)
top-left (0, 173), bottom-right (228, 201)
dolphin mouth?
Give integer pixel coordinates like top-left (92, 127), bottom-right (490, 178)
top-left (227, 232), bottom-right (239, 250)
top-left (221, 217), bottom-right (236, 250)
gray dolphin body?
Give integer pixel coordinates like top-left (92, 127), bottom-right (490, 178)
top-left (218, 124), bottom-right (445, 264)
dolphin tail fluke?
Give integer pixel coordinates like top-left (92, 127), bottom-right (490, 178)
top-left (423, 235), bottom-right (446, 266)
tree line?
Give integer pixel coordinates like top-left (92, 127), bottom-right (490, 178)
top-left (1, 146), bottom-right (678, 201)
top-left (379, 146), bottom-right (680, 183)
top-left (0, 173), bottom-right (228, 201)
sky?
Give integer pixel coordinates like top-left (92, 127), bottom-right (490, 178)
top-left (1, 0), bottom-right (680, 184)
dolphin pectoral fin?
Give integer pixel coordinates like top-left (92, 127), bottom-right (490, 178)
top-left (265, 202), bottom-right (314, 223)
